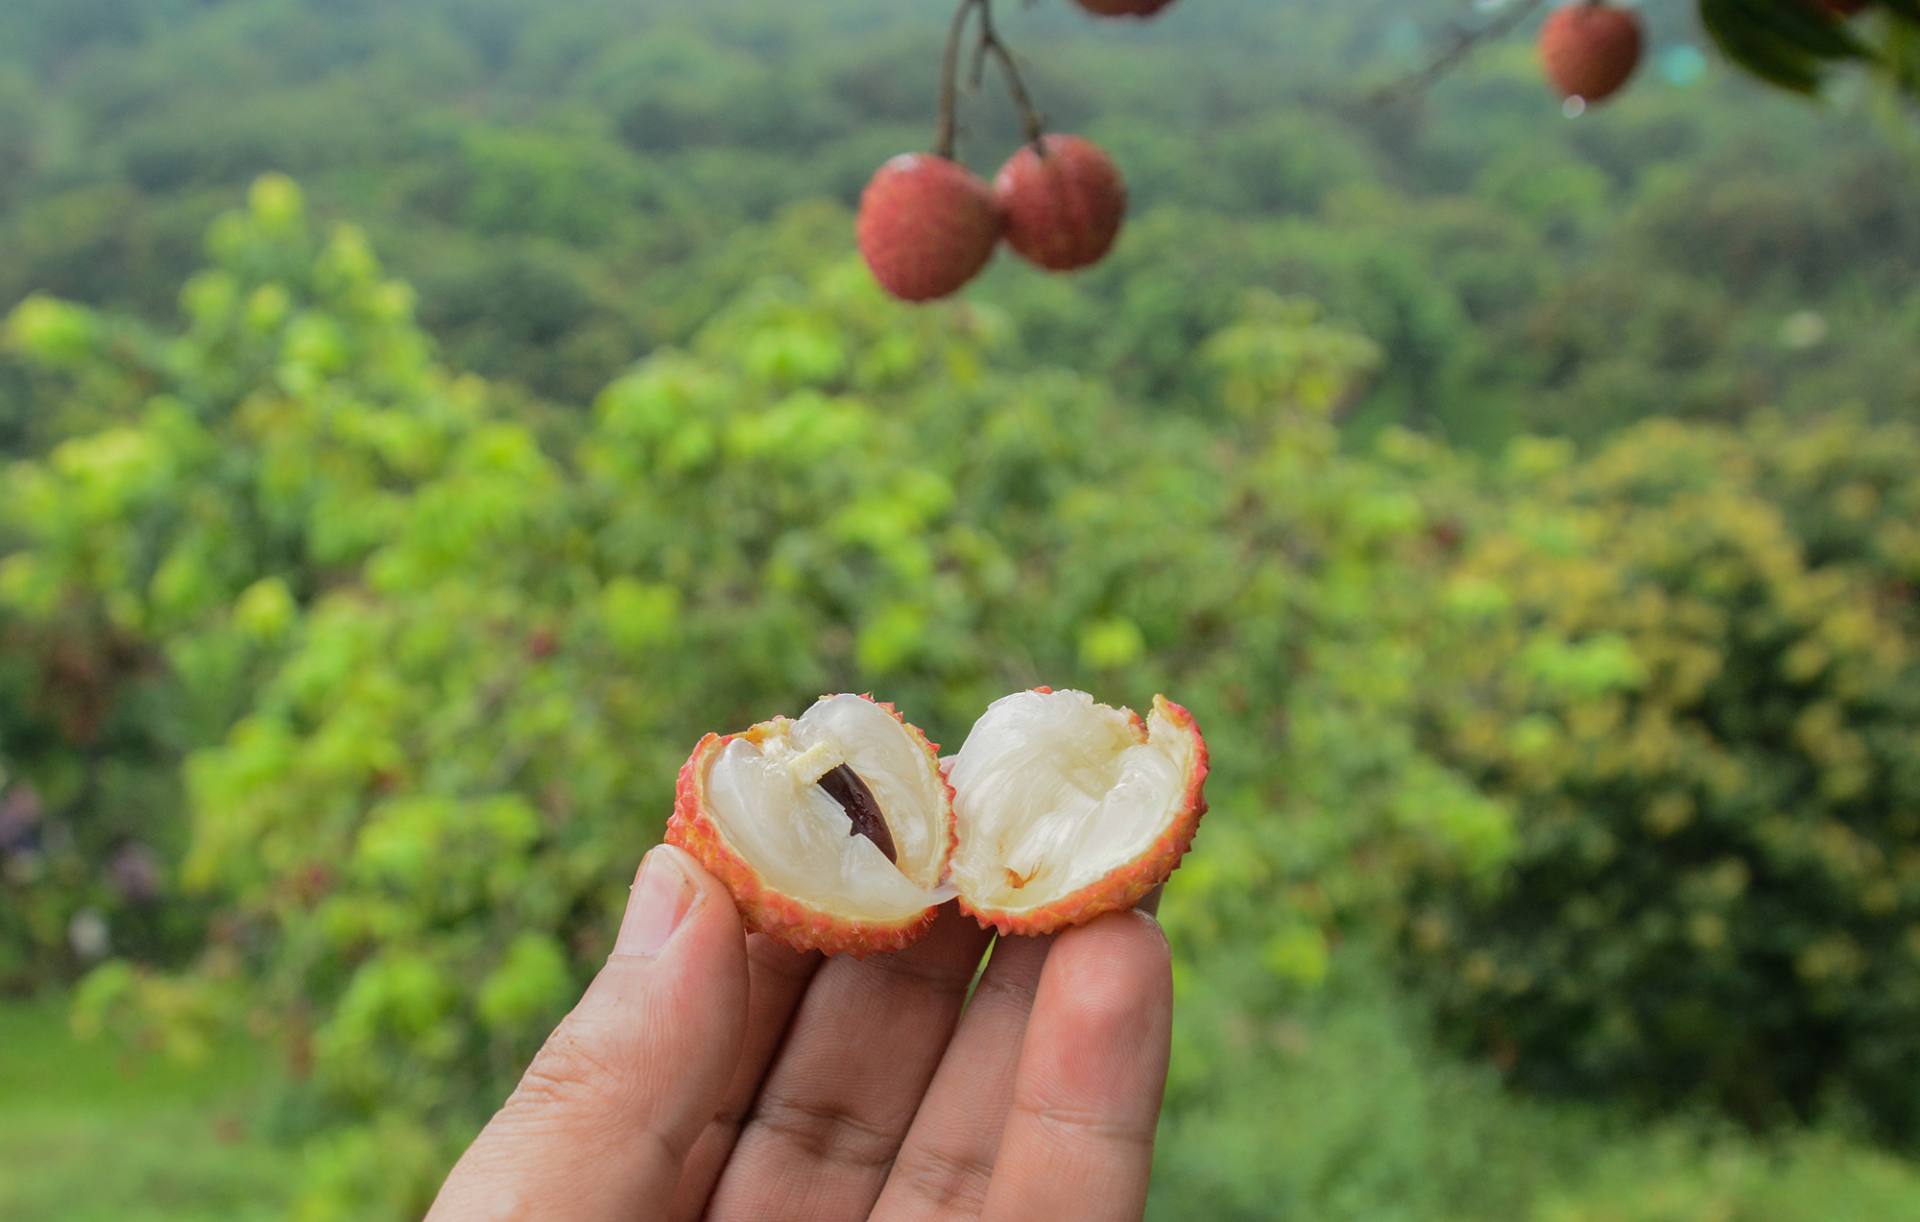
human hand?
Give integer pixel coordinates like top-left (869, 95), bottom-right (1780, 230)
top-left (429, 843), bottom-right (1174, 1221)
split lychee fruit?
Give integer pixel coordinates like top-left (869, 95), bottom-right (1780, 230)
top-left (856, 154), bottom-right (1004, 303)
top-left (667, 688), bottom-right (1209, 956)
top-left (1539, 3), bottom-right (1644, 105)
top-left (994, 135), bottom-right (1129, 272)
top-left (1074, 0), bottom-right (1179, 17)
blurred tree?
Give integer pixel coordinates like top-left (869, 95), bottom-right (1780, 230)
top-left (1408, 412), bottom-right (1920, 1140)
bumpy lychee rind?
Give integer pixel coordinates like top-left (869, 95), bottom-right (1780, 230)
top-left (666, 697), bottom-right (956, 958)
top-left (994, 135), bottom-right (1128, 273)
top-left (959, 695), bottom-right (1210, 937)
top-left (1539, 4), bottom-right (1643, 104)
top-left (857, 154), bottom-right (1004, 303)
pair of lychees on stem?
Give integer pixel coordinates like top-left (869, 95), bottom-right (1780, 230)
top-left (668, 689), bottom-right (1209, 957)
top-left (856, 0), bottom-right (1178, 302)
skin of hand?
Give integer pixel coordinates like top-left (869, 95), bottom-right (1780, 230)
top-left (429, 843), bottom-right (1174, 1221)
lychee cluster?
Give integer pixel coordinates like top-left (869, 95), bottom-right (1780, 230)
top-left (666, 689), bottom-right (1210, 956)
top-left (857, 136), bottom-right (1128, 303)
top-left (855, 0), bottom-right (1160, 302)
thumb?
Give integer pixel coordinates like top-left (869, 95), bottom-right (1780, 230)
top-left (430, 844), bottom-right (749, 1221)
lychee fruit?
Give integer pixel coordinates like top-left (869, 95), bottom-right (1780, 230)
top-left (1539, 3), bottom-right (1644, 105)
top-left (668, 693), bottom-right (956, 956)
top-left (993, 135), bottom-right (1128, 272)
top-left (856, 154), bottom-right (1003, 303)
top-left (1812, 0), bottom-right (1869, 14)
top-left (947, 688), bottom-right (1208, 936)
top-left (670, 688), bottom-right (1208, 955)
top-left (1074, 0), bottom-right (1178, 17)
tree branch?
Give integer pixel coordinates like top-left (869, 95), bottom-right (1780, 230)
top-left (1371, 0), bottom-right (1552, 105)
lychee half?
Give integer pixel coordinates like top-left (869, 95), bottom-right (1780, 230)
top-left (856, 154), bottom-right (1004, 303)
top-left (948, 689), bottom-right (1208, 936)
top-left (994, 135), bottom-right (1129, 272)
top-left (670, 688), bottom-right (1208, 954)
top-left (667, 693), bottom-right (956, 956)
top-left (1539, 3), bottom-right (1643, 105)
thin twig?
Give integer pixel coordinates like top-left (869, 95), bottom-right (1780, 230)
top-left (934, 0), bottom-right (1047, 158)
top-left (979, 0), bottom-right (1047, 146)
top-left (934, 0), bottom-right (979, 158)
top-left (1371, 0), bottom-right (1551, 105)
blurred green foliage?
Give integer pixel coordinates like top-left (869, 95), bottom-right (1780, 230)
top-left (3, 1), bottom-right (1920, 1218)
top-left (11, 168), bottom-right (1917, 1218)
top-left (1410, 412), bottom-right (1920, 1140)
top-left (5, 180), bottom-right (1511, 1215)
top-left (3, 1), bottom-right (1920, 441)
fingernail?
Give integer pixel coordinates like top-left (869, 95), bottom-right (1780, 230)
top-left (616, 846), bottom-right (698, 956)
top-left (1135, 884), bottom-right (1165, 919)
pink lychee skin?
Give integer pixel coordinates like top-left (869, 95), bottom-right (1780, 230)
top-left (857, 154), bottom-right (1003, 303)
top-left (994, 135), bottom-right (1129, 273)
top-left (666, 696), bottom-right (957, 958)
top-left (958, 693), bottom-right (1210, 937)
top-left (1074, 0), bottom-right (1178, 16)
top-left (1539, 4), bottom-right (1644, 104)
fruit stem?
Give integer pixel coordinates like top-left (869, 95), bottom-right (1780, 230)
top-left (977, 0), bottom-right (1048, 148)
top-left (934, 0), bottom-right (979, 159)
top-left (934, 0), bottom-right (1046, 159)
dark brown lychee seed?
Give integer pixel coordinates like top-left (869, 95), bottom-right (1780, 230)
top-left (820, 764), bottom-right (898, 864)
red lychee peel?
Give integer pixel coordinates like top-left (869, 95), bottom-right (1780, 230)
top-left (857, 154), bottom-right (1003, 303)
top-left (994, 135), bottom-right (1128, 272)
top-left (1539, 4), bottom-right (1643, 104)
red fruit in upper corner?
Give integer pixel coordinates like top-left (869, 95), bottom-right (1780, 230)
top-left (856, 154), bottom-right (1003, 303)
top-left (994, 135), bottom-right (1128, 272)
top-left (1539, 3), bottom-right (1644, 105)
top-left (1811, 0), bottom-right (1869, 14)
top-left (1074, 0), bottom-right (1178, 17)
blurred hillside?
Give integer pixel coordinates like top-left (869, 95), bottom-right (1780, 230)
top-left (3, 1), bottom-right (1920, 1219)
top-left (4, 0), bottom-right (1920, 442)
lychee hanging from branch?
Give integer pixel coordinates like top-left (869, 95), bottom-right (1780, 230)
top-left (856, 155), bottom-right (1003, 303)
top-left (1540, 2), bottom-right (1645, 105)
top-left (995, 135), bottom-right (1129, 272)
top-left (855, 0), bottom-right (1140, 302)
top-left (1383, 0), bottom-right (1917, 109)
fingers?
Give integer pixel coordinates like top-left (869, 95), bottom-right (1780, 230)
top-left (667, 934), bottom-right (820, 1220)
top-left (870, 933), bottom-right (1053, 1220)
top-left (428, 845), bottom-right (748, 1222)
top-left (979, 910), bottom-right (1173, 1222)
top-left (704, 905), bottom-right (993, 1220)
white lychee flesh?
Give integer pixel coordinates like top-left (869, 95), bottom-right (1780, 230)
top-left (947, 689), bottom-right (1202, 920)
top-left (703, 694), bottom-right (951, 925)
